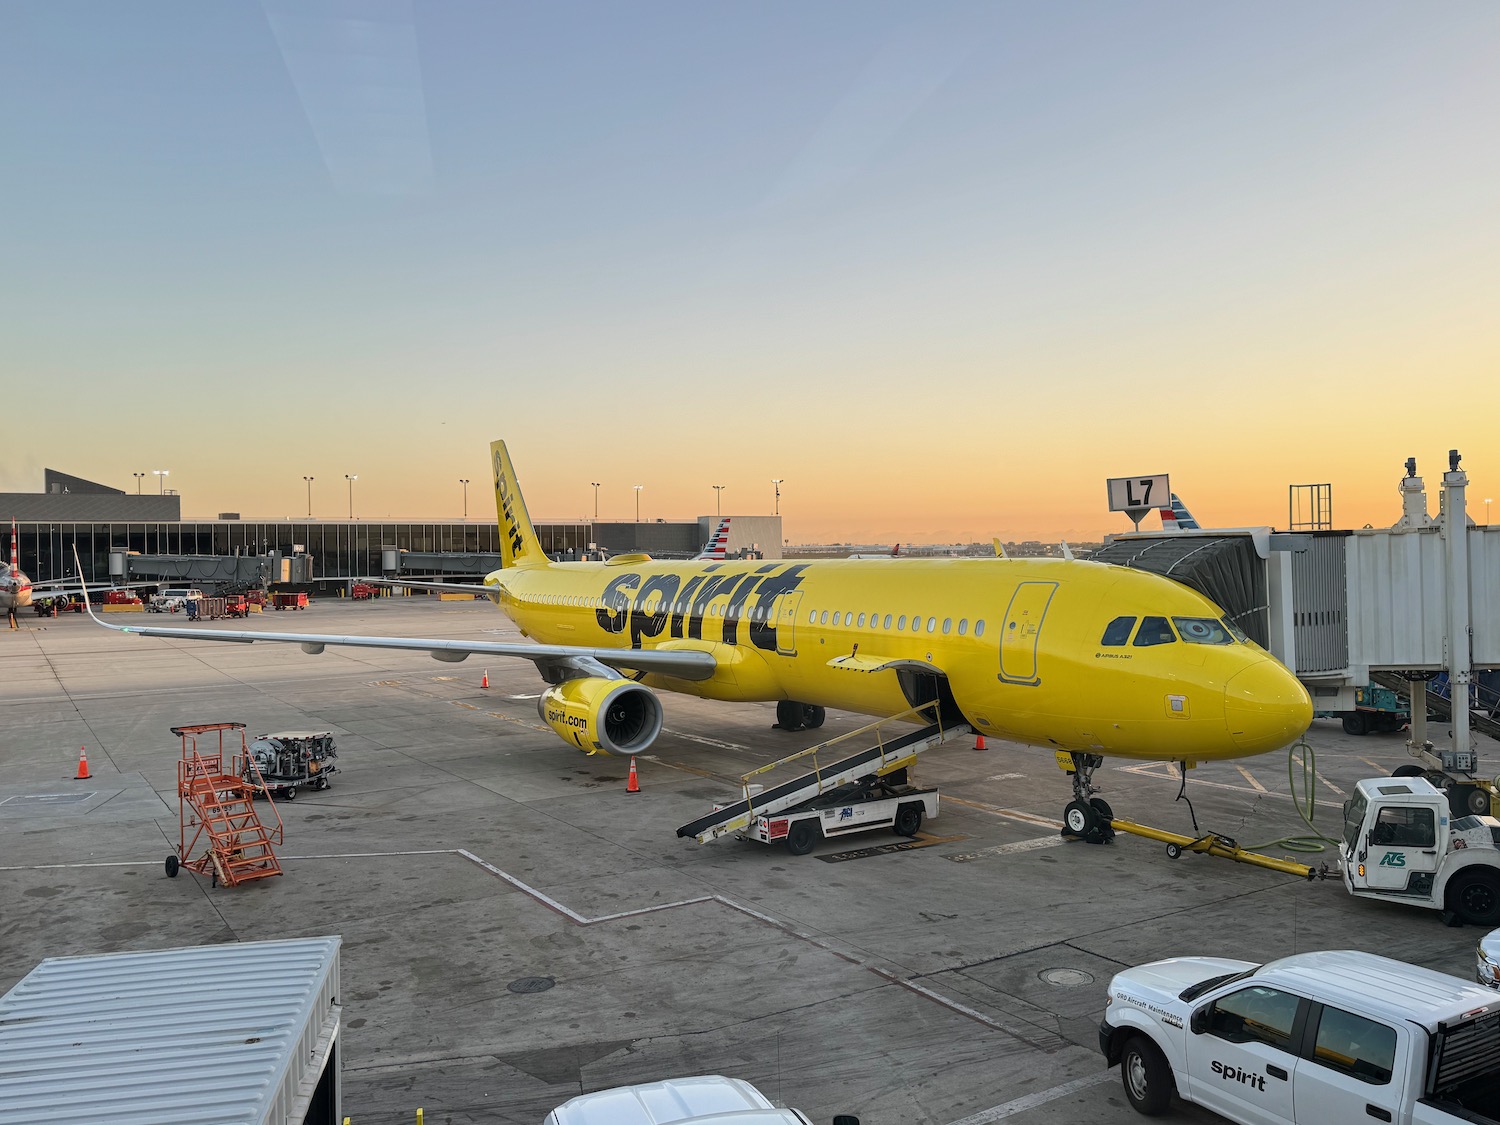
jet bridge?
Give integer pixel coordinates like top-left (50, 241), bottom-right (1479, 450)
top-left (677, 703), bottom-right (970, 844)
top-left (1099, 451), bottom-right (1500, 749)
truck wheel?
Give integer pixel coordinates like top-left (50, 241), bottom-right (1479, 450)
top-left (1120, 1034), bottom-right (1172, 1116)
top-left (894, 803), bottom-right (923, 837)
top-left (776, 700), bottom-right (806, 732)
top-left (1341, 713), bottom-right (1368, 736)
top-left (1463, 786), bottom-right (1491, 816)
top-left (1392, 765), bottom-right (1425, 778)
top-left (1449, 871), bottom-right (1500, 927)
top-left (786, 819), bottom-right (820, 856)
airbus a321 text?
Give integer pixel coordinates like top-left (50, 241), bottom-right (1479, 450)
top-left (80, 441), bottom-right (1313, 835)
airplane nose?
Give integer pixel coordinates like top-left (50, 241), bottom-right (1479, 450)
top-left (1224, 660), bottom-right (1313, 754)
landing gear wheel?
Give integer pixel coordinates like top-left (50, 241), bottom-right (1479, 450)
top-left (165, 854), bottom-right (179, 878)
top-left (1064, 800), bottom-right (1098, 837)
top-left (1341, 713), bottom-right (1368, 736)
top-left (1120, 1034), bottom-right (1173, 1116)
top-left (802, 705), bottom-right (826, 730)
top-left (893, 803), bottom-right (923, 838)
top-left (786, 819), bottom-right (820, 856)
top-left (1089, 797), bottom-right (1114, 821)
top-left (1392, 765), bottom-right (1425, 778)
top-left (1165, 843), bottom-right (1183, 860)
top-left (1448, 871), bottom-right (1500, 927)
top-left (776, 700), bottom-right (806, 732)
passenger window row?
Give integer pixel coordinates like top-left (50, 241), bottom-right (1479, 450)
top-left (808, 609), bottom-right (986, 638)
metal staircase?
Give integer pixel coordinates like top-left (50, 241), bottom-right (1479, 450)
top-left (171, 723), bottom-right (284, 888)
top-left (677, 702), bottom-right (970, 843)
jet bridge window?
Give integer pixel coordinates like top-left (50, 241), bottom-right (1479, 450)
top-left (1173, 617), bottom-right (1236, 645)
top-left (1132, 616), bottom-right (1177, 647)
top-left (1100, 616), bottom-right (1135, 646)
top-left (1309, 1005), bottom-right (1396, 1085)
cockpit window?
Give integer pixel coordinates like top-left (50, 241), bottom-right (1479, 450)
top-left (1101, 616), bottom-right (1136, 646)
top-left (1133, 616), bottom-right (1177, 647)
top-left (1173, 617), bottom-right (1236, 645)
top-left (1223, 619), bottom-right (1249, 643)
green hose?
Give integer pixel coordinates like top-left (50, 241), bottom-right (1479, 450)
top-left (1240, 739), bottom-right (1347, 855)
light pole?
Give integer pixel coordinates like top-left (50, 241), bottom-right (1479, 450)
top-left (1487, 498), bottom-right (1493, 526)
top-left (133, 472), bottom-right (145, 495)
top-left (459, 479), bottom-right (470, 520)
top-left (713, 485), bottom-right (725, 518)
top-left (153, 469), bottom-right (170, 494)
top-left (591, 482), bottom-right (601, 519)
top-left (345, 474), bottom-right (357, 519)
top-left (772, 479), bottom-right (783, 516)
top-left (633, 485), bottom-right (644, 522)
top-left (303, 476), bottom-right (314, 518)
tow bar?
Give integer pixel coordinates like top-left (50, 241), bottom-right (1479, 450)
top-left (1106, 817), bottom-right (1331, 881)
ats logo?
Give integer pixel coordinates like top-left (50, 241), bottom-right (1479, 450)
top-left (1378, 852), bottom-right (1407, 868)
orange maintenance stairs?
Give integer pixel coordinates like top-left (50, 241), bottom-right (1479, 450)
top-left (168, 723), bottom-right (284, 888)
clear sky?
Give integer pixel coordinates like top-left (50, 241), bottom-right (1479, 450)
top-left (4, 1), bottom-right (1498, 542)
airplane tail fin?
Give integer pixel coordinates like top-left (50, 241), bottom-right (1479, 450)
top-left (9, 520), bottom-right (15, 570)
top-left (891, 543), bottom-right (900, 557)
top-left (489, 441), bottom-right (550, 569)
top-left (694, 517), bottom-right (732, 560)
top-left (1159, 493), bottom-right (1200, 532)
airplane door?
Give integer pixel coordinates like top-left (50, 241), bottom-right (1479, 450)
top-left (775, 592), bottom-right (802, 656)
top-left (998, 581), bottom-right (1056, 686)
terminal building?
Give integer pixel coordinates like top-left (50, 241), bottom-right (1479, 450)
top-left (2, 471), bottom-right (781, 593)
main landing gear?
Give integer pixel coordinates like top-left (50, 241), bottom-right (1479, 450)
top-left (775, 700), bottom-right (826, 732)
top-left (1061, 752), bottom-right (1115, 845)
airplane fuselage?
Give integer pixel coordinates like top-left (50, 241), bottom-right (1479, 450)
top-left (0, 566), bottom-right (34, 612)
top-left (486, 554), bottom-right (1311, 763)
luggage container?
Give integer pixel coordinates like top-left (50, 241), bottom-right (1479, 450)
top-left (244, 730), bottom-right (339, 800)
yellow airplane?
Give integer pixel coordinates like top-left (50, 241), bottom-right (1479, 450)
top-left (82, 440), bottom-right (1312, 837)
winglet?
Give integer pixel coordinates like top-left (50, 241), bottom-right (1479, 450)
top-left (490, 441), bottom-right (550, 568)
top-left (71, 546), bottom-right (124, 632)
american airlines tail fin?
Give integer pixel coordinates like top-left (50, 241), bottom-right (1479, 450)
top-left (490, 441), bottom-right (550, 568)
top-left (694, 517), bottom-right (732, 561)
top-left (1159, 494), bottom-right (1200, 532)
top-left (9, 520), bottom-right (16, 571)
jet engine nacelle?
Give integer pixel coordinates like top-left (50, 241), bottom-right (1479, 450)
top-left (537, 677), bottom-right (663, 756)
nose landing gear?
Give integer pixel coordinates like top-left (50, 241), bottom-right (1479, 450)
top-left (1061, 752), bottom-right (1115, 844)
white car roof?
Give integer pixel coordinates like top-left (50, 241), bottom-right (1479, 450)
top-left (544, 1076), bottom-right (807, 1125)
top-left (1259, 950), bottom-right (1500, 1030)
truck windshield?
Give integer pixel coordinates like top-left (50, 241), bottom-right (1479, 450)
top-left (1342, 792), bottom-right (1368, 851)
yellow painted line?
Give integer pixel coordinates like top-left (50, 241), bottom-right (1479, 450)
top-left (1358, 756), bottom-right (1387, 773)
top-left (451, 700), bottom-right (479, 710)
top-left (1234, 764), bottom-right (1268, 792)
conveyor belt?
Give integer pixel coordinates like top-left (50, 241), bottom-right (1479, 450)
top-left (676, 720), bottom-right (970, 843)
top-left (1370, 672), bottom-right (1500, 743)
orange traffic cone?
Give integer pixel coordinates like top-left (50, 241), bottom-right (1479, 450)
top-left (627, 756), bottom-right (640, 794)
top-left (481, 669), bottom-right (490, 689)
top-left (973, 734), bottom-right (987, 751)
top-left (75, 747), bottom-right (92, 780)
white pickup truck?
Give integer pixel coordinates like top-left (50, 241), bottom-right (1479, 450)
top-left (543, 1075), bottom-right (858, 1124)
top-left (1099, 949), bottom-right (1500, 1123)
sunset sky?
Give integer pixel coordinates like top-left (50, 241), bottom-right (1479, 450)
top-left (4, 2), bottom-right (1498, 542)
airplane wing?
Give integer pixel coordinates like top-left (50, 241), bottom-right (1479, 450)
top-left (364, 578), bottom-right (497, 596)
top-left (69, 565), bottom-right (715, 682)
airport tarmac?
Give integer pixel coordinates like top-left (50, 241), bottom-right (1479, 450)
top-left (0, 598), bottom-right (1485, 1125)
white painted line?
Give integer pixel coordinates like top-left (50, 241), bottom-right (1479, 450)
top-left (945, 1070), bottom-right (1115, 1124)
top-left (945, 835), bottom-right (1070, 863)
top-left (986, 772), bottom-right (1026, 781)
top-left (1234, 764), bottom-right (1267, 792)
top-left (945, 796), bottom-right (1064, 830)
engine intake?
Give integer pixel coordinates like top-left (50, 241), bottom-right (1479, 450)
top-left (538, 677), bottom-right (663, 755)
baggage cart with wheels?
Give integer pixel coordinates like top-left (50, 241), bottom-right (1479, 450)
top-left (243, 730), bottom-right (339, 799)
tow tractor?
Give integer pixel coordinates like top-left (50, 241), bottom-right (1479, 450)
top-left (1340, 774), bottom-right (1500, 927)
top-left (242, 730), bottom-right (339, 800)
